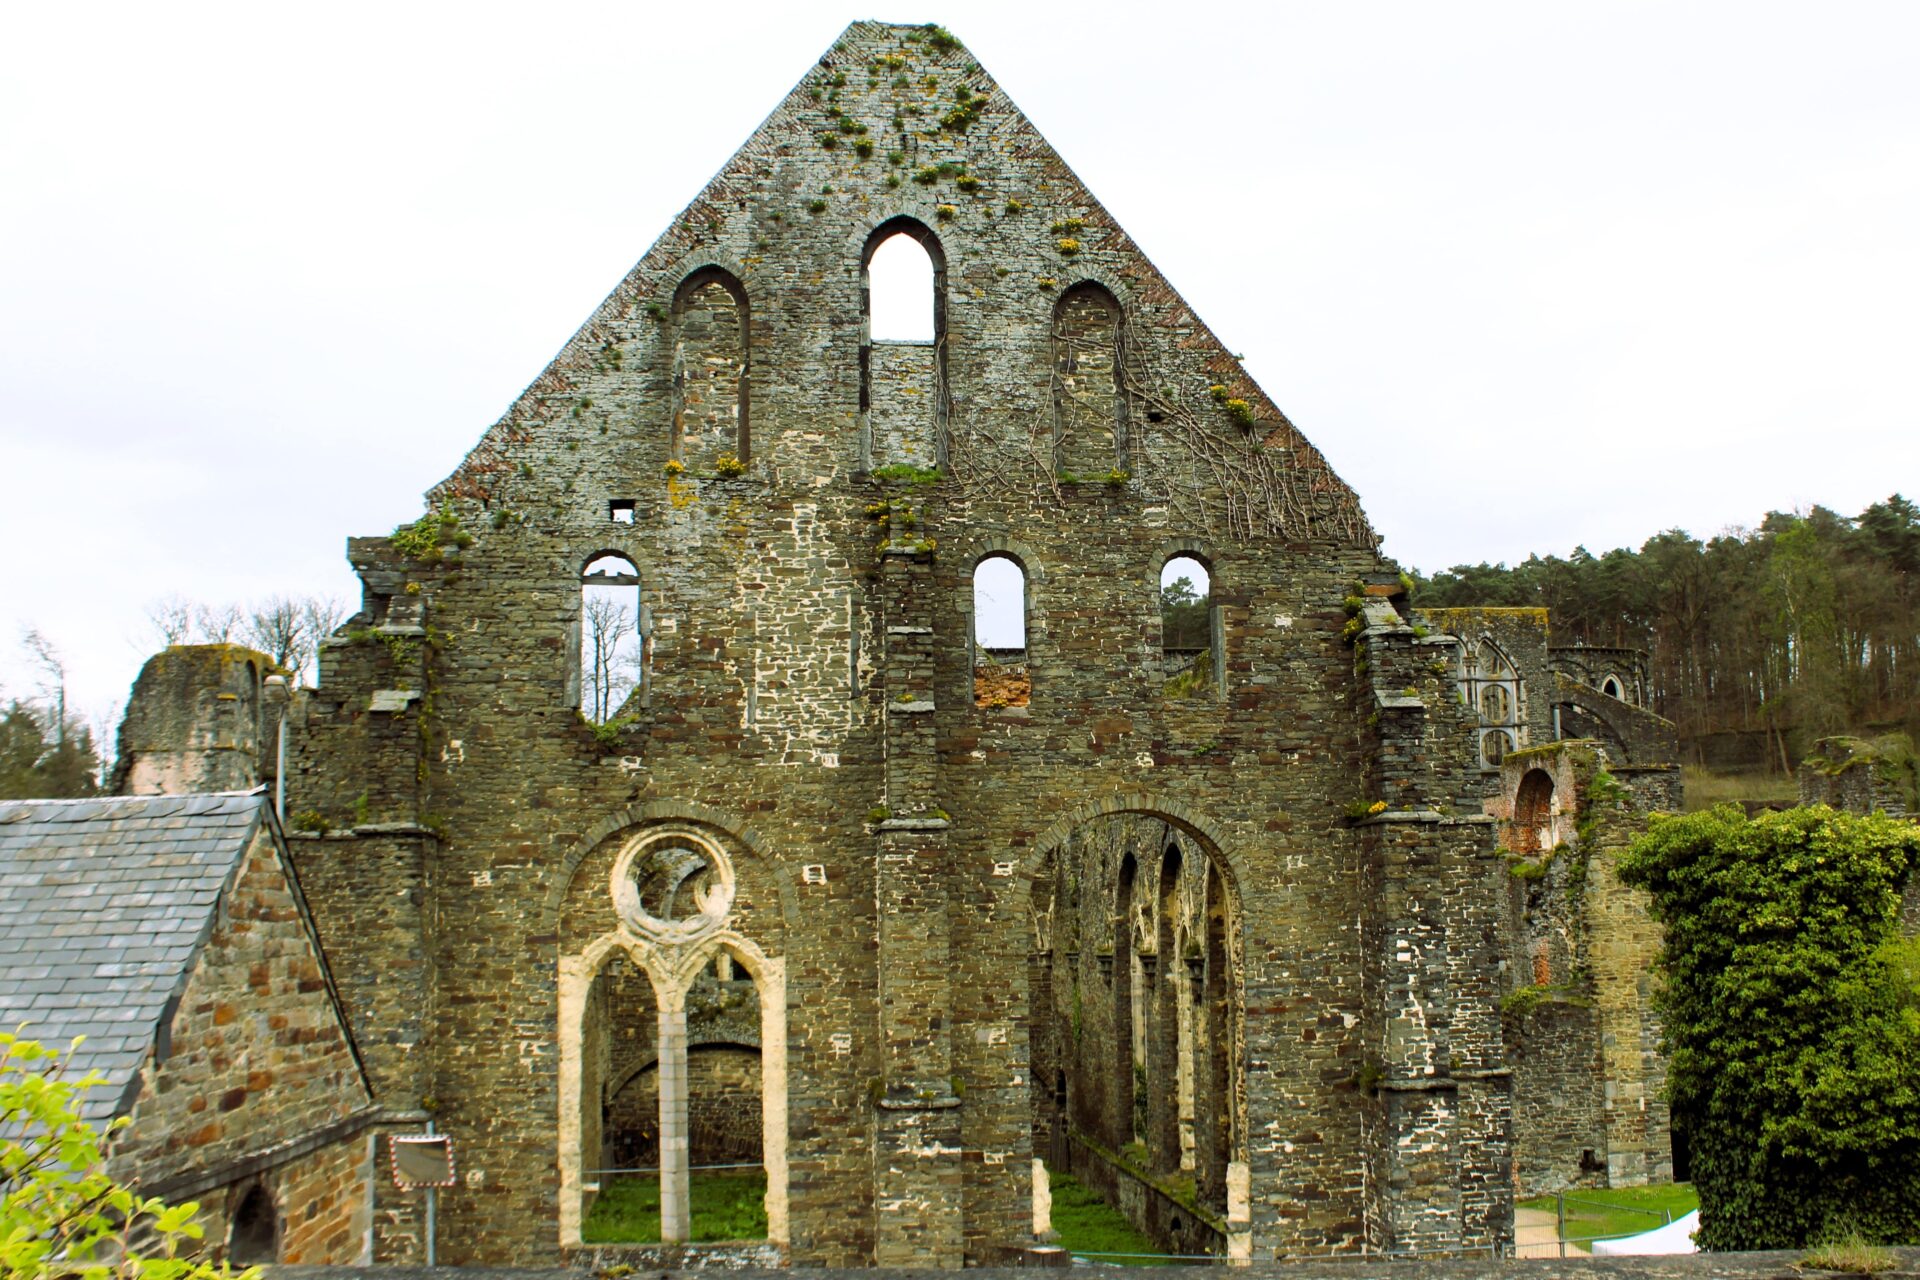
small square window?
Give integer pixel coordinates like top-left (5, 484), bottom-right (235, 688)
top-left (609, 500), bottom-right (635, 524)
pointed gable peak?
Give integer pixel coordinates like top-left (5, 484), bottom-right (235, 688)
top-left (432, 18), bottom-right (1373, 548)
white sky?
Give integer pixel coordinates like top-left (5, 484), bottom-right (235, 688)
top-left (4, 0), bottom-right (1916, 723)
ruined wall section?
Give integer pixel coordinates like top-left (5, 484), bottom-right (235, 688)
top-left (1555, 674), bottom-right (1682, 768)
top-left (113, 645), bottom-right (277, 796)
top-left (266, 20), bottom-right (1524, 1268)
top-left (1493, 742), bottom-right (1672, 1195)
top-left (423, 23), bottom-right (1369, 552)
top-left (1420, 607), bottom-right (1552, 778)
top-left (1349, 591), bottom-right (1512, 1255)
top-left (1798, 735), bottom-right (1917, 818)
top-left (1550, 647), bottom-right (1650, 709)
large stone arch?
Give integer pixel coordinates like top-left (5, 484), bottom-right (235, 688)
top-left (558, 925), bottom-right (789, 1250)
top-left (551, 810), bottom-right (794, 1253)
top-left (1002, 791), bottom-right (1249, 1246)
top-left (1018, 791), bottom-right (1248, 913)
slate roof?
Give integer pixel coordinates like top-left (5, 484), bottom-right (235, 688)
top-left (0, 792), bottom-right (267, 1122)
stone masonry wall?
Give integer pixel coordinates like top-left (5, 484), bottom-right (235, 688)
top-left (608, 1046), bottom-right (765, 1167)
top-left (1554, 676), bottom-right (1681, 767)
top-left (112, 645), bottom-right (275, 797)
top-left (1492, 742), bottom-right (1671, 1196)
top-left (1351, 593), bottom-right (1514, 1255)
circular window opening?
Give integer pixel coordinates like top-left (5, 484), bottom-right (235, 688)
top-left (1479, 683), bottom-right (1512, 724)
top-left (611, 828), bottom-right (736, 942)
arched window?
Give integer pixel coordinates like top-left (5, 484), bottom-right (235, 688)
top-left (1113, 852), bottom-right (1140, 1150)
top-left (1601, 675), bottom-right (1624, 701)
top-left (579, 553), bottom-right (644, 722)
top-left (671, 268), bottom-right (749, 472)
top-left (1161, 556), bottom-right (1218, 699)
top-left (1462, 638), bottom-right (1521, 767)
top-left (1511, 768), bottom-right (1556, 854)
top-left (868, 234), bottom-right (934, 341)
top-left (227, 1184), bottom-right (278, 1264)
top-left (1053, 283), bottom-right (1124, 476)
top-left (861, 219), bottom-right (947, 470)
top-left (973, 555), bottom-right (1030, 708)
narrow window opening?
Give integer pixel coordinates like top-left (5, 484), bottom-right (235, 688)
top-left (868, 233), bottom-right (935, 342)
top-left (1053, 283), bottom-right (1125, 475)
top-left (861, 220), bottom-right (946, 471)
top-left (581, 553), bottom-right (643, 723)
top-left (671, 270), bottom-right (749, 470)
top-left (609, 499), bottom-right (636, 525)
top-left (1161, 556), bottom-right (1215, 699)
top-left (227, 1184), bottom-right (278, 1264)
top-left (1601, 675), bottom-right (1623, 700)
top-left (973, 555), bottom-right (1030, 709)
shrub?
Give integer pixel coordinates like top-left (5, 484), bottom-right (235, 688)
top-left (1620, 806), bottom-right (1920, 1249)
top-left (2, 1032), bottom-right (257, 1280)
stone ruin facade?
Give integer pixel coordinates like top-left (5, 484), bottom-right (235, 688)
top-left (105, 22), bottom-right (1687, 1267)
top-left (1424, 607), bottom-right (1682, 1197)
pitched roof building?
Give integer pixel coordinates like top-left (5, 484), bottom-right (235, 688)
top-left (0, 792), bottom-right (377, 1265)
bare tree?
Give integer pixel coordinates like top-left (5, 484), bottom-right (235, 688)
top-left (247, 595), bottom-right (306, 671)
top-left (19, 628), bottom-right (68, 749)
top-left (582, 591), bottom-right (637, 722)
top-left (194, 602), bottom-right (243, 644)
top-left (247, 594), bottom-right (350, 684)
top-left (145, 595), bottom-right (197, 647)
top-left (144, 593), bottom-right (348, 685)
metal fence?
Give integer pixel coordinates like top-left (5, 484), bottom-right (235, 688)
top-left (1516, 1191), bottom-right (1677, 1259)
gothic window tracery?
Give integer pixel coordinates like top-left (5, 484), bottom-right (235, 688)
top-left (1458, 637), bottom-right (1522, 768)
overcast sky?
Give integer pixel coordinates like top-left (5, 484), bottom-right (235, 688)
top-left (4, 0), bottom-right (1916, 723)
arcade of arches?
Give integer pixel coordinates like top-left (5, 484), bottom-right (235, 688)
top-left (1025, 813), bottom-right (1246, 1249)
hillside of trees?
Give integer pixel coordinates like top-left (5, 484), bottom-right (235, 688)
top-left (1412, 495), bottom-right (1920, 771)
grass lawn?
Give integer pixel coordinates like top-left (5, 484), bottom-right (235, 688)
top-left (582, 1168), bottom-right (767, 1243)
top-left (1519, 1183), bottom-right (1698, 1251)
top-left (1047, 1170), bottom-right (1176, 1265)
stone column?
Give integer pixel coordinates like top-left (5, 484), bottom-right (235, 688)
top-left (871, 527), bottom-right (964, 1266)
top-left (873, 838), bottom-right (964, 1265)
top-left (1354, 597), bottom-right (1514, 1256)
top-left (656, 986), bottom-right (691, 1243)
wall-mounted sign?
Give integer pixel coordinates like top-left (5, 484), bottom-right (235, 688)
top-left (390, 1134), bottom-right (456, 1188)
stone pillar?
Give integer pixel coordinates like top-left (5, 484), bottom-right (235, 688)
top-left (1226, 1160), bottom-right (1252, 1263)
top-left (1589, 845), bottom-right (1668, 1186)
top-left (656, 989), bottom-right (691, 1243)
top-left (871, 528), bottom-right (964, 1266)
top-left (1355, 597), bottom-right (1514, 1255)
top-left (873, 831), bottom-right (963, 1265)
